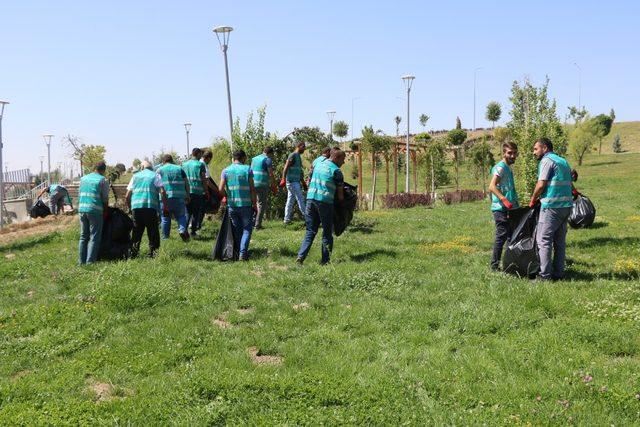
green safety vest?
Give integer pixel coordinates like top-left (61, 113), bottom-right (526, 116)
top-left (78, 172), bottom-right (106, 214)
top-left (286, 152), bottom-right (302, 182)
top-left (182, 159), bottom-right (205, 195)
top-left (131, 169), bottom-right (160, 210)
top-left (224, 163), bottom-right (252, 208)
top-left (250, 154), bottom-right (270, 188)
top-left (158, 163), bottom-right (186, 199)
top-left (308, 160), bottom-right (340, 203)
top-left (539, 152), bottom-right (573, 209)
top-left (490, 161), bottom-right (519, 212)
top-left (312, 155), bottom-right (327, 168)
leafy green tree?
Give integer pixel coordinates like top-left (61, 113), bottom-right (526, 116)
top-left (610, 108), bottom-right (616, 122)
top-left (468, 138), bottom-right (495, 192)
top-left (493, 127), bottom-right (510, 144)
top-left (77, 144), bottom-right (107, 175)
top-left (415, 132), bottom-right (449, 192)
top-left (455, 116), bottom-right (462, 130)
top-left (569, 117), bottom-right (599, 166)
top-left (567, 106), bottom-right (587, 124)
top-left (332, 120), bottom-right (349, 141)
top-left (447, 128), bottom-right (467, 191)
top-left (485, 101), bottom-right (501, 128)
top-left (132, 158), bottom-right (141, 169)
top-left (361, 126), bottom-right (394, 207)
top-left (507, 77), bottom-right (566, 199)
top-left (394, 116), bottom-right (402, 136)
top-left (419, 114), bottom-right (430, 130)
top-left (612, 133), bottom-right (622, 153)
top-left (287, 126), bottom-right (332, 159)
top-left (591, 113), bottom-right (613, 155)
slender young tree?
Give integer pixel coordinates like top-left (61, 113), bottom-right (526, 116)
top-left (485, 101), bottom-right (501, 128)
top-left (394, 116), bottom-right (402, 136)
top-left (419, 114), bottom-right (430, 130)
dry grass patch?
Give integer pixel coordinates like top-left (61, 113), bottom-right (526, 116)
top-left (212, 312), bottom-right (232, 329)
top-left (293, 302), bottom-right (310, 311)
top-left (237, 306), bottom-right (255, 315)
top-left (247, 347), bottom-right (283, 366)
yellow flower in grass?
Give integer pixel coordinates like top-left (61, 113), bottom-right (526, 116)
top-left (613, 259), bottom-right (640, 277)
top-left (421, 236), bottom-right (474, 254)
top-left (625, 215), bottom-right (640, 222)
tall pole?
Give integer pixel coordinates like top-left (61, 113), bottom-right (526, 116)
top-left (402, 76), bottom-right (414, 193)
top-left (326, 110), bottom-right (336, 139)
top-left (213, 26), bottom-right (235, 155)
top-left (473, 67), bottom-right (482, 131)
top-left (0, 101), bottom-right (8, 228)
top-left (43, 134), bottom-right (53, 184)
top-left (351, 97), bottom-right (361, 141)
top-left (573, 62), bottom-right (581, 111)
top-left (184, 123), bottom-right (192, 157)
top-left (39, 157), bottom-right (44, 181)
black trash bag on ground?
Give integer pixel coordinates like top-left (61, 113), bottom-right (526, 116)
top-left (212, 207), bottom-right (238, 261)
top-left (569, 194), bottom-right (596, 229)
top-left (203, 177), bottom-right (221, 214)
top-left (503, 206), bottom-right (540, 278)
top-left (99, 207), bottom-right (133, 261)
top-left (30, 199), bottom-right (51, 218)
top-left (333, 182), bottom-right (358, 236)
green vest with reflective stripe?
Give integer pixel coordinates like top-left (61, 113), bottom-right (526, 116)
top-left (78, 172), bottom-right (105, 214)
top-left (131, 169), bottom-right (160, 210)
top-left (182, 159), bottom-right (204, 195)
top-left (490, 161), bottom-right (519, 212)
top-left (225, 164), bottom-right (252, 207)
top-left (158, 163), bottom-right (186, 199)
top-left (312, 155), bottom-right (327, 168)
top-left (250, 154), bottom-right (270, 188)
top-left (539, 152), bottom-right (573, 209)
top-left (308, 160), bottom-right (339, 203)
top-left (286, 152), bottom-right (302, 182)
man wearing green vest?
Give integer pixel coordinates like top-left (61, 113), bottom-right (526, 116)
top-left (182, 148), bottom-right (207, 237)
top-left (530, 137), bottom-right (575, 281)
top-left (307, 146), bottom-right (331, 186)
top-left (280, 141), bottom-right (307, 225)
top-left (250, 146), bottom-right (276, 230)
top-left (296, 149), bottom-right (346, 265)
top-left (218, 150), bottom-right (257, 261)
top-left (488, 141), bottom-right (520, 270)
top-left (38, 183), bottom-right (72, 215)
top-left (78, 161), bottom-right (110, 265)
top-left (157, 154), bottom-right (190, 241)
top-left (126, 161), bottom-right (168, 258)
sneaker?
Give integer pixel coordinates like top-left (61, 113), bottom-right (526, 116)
top-left (179, 231), bottom-right (190, 242)
top-left (283, 221), bottom-right (291, 226)
top-left (296, 257), bottom-right (304, 265)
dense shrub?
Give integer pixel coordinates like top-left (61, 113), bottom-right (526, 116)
top-left (381, 192), bottom-right (434, 209)
top-left (441, 190), bottom-right (486, 205)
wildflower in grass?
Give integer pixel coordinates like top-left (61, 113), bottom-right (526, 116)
top-left (582, 374), bottom-right (593, 383)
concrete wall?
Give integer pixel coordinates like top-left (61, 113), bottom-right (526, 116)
top-left (3, 198), bottom-right (33, 224)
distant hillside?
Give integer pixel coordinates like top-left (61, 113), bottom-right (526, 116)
top-left (600, 121), bottom-right (640, 154)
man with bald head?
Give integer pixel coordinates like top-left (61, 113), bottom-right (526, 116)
top-left (296, 149), bottom-right (346, 265)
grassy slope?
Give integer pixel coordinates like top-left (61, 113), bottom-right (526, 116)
top-left (1, 154), bottom-right (640, 424)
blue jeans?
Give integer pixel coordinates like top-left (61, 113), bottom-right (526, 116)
top-left (78, 212), bottom-right (103, 265)
top-left (161, 197), bottom-right (187, 238)
top-left (186, 194), bottom-right (204, 233)
top-left (536, 207), bottom-right (571, 279)
top-left (228, 206), bottom-right (253, 259)
top-left (297, 199), bottom-right (333, 264)
top-left (284, 181), bottom-right (306, 223)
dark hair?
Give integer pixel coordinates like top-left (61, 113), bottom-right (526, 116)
top-left (296, 141), bottom-right (306, 149)
top-left (535, 137), bottom-right (553, 152)
top-left (191, 147), bottom-right (202, 157)
top-left (322, 146), bottom-right (331, 155)
top-left (263, 146), bottom-right (274, 155)
top-left (232, 150), bottom-right (247, 162)
top-left (162, 154), bottom-right (174, 164)
top-left (202, 149), bottom-right (212, 159)
top-left (95, 161), bottom-right (107, 173)
top-left (502, 141), bottom-right (518, 152)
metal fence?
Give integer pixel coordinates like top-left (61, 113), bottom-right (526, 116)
top-left (2, 168), bottom-right (33, 200)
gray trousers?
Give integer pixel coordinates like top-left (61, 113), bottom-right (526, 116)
top-left (536, 207), bottom-right (571, 279)
top-left (255, 186), bottom-right (269, 228)
top-left (50, 190), bottom-right (68, 215)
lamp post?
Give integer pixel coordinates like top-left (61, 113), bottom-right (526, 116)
top-left (43, 134), bottom-right (53, 184)
top-left (39, 156), bottom-right (45, 181)
top-left (0, 100), bottom-right (8, 228)
top-left (326, 110), bottom-right (336, 139)
top-left (401, 75), bottom-right (415, 193)
top-left (183, 123), bottom-right (192, 157)
top-left (351, 98), bottom-right (361, 141)
top-left (213, 26), bottom-right (234, 153)
top-left (473, 67), bottom-right (482, 131)
top-left (573, 62), bottom-right (581, 111)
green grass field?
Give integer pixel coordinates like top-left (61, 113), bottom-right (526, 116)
top-left (1, 153), bottom-right (640, 424)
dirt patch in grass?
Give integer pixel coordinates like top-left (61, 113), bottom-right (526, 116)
top-left (0, 215), bottom-right (75, 246)
top-left (86, 378), bottom-right (132, 403)
top-left (237, 306), bottom-right (254, 315)
top-left (268, 262), bottom-right (288, 271)
top-left (247, 347), bottom-right (283, 366)
top-left (11, 370), bottom-right (31, 381)
top-left (212, 312), bottom-right (232, 329)
top-left (293, 302), bottom-right (310, 311)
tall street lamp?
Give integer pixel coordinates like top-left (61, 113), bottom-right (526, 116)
top-left (183, 123), bottom-right (192, 157)
top-left (326, 110), bottom-right (336, 139)
top-left (351, 98), bottom-right (361, 141)
top-left (0, 100), bottom-right (8, 228)
top-left (43, 134), bottom-right (54, 183)
top-left (39, 156), bottom-right (45, 181)
top-left (473, 67), bottom-right (482, 131)
top-left (401, 75), bottom-right (415, 193)
top-left (573, 62), bottom-right (582, 111)
top-left (213, 26), bottom-right (234, 153)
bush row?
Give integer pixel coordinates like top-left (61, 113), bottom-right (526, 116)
top-left (441, 190), bottom-right (486, 205)
top-left (380, 193), bottom-right (434, 209)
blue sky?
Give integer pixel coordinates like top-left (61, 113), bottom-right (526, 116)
top-left (1, 0), bottom-right (638, 172)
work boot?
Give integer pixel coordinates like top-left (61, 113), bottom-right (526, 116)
top-left (179, 231), bottom-right (190, 242)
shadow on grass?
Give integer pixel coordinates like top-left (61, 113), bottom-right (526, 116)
top-left (587, 161), bottom-right (621, 167)
top-left (0, 233), bottom-right (59, 253)
top-left (278, 247), bottom-right (298, 257)
top-left (348, 224), bottom-right (377, 234)
top-left (570, 236), bottom-right (640, 249)
top-left (350, 249), bottom-right (397, 263)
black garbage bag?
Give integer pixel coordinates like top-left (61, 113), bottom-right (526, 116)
top-left (569, 194), bottom-right (596, 229)
top-left (203, 177), bottom-right (221, 214)
top-left (212, 207), bottom-right (238, 261)
top-left (333, 182), bottom-right (358, 236)
top-left (503, 206), bottom-right (540, 278)
top-left (99, 207), bottom-right (133, 261)
top-left (30, 199), bottom-right (51, 218)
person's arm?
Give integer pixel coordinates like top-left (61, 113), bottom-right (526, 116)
top-left (334, 169), bottom-right (344, 203)
top-left (125, 189), bottom-right (132, 210)
top-left (37, 188), bottom-right (48, 198)
top-left (281, 158), bottom-right (291, 181)
top-left (218, 171), bottom-right (227, 198)
top-left (488, 171), bottom-right (513, 209)
top-left (530, 180), bottom-right (547, 207)
top-left (199, 164), bottom-right (208, 196)
top-left (100, 179), bottom-right (110, 211)
top-left (249, 176), bottom-right (257, 208)
top-left (529, 158), bottom-right (553, 207)
top-left (181, 170), bottom-right (191, 202)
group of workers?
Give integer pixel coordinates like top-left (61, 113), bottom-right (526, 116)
top-left (489, 137), bottom-right (579, 280)
top-left (75, 144), bottom-right (347, 265)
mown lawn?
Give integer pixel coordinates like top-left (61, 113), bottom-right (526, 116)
top-left (1, 153), bottom-right (639, 424)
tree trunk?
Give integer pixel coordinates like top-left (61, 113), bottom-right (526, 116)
top-left (357, 145), bottom-right (363, 206)
top-left (455, 149), bottom-right (460, 192)
top-left (393, 144), bottom-right (398, 194)
top-left (385, 154), bottom-right (390, 195)
top-left (412, 151), bottom-right (418, 193)
top-left (430, 154), bottom-right (435, 195)
top-left (371, 153), bottom-right (377, 210)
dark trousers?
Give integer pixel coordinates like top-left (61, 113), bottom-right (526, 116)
top-left (186, 194), bottom-right (204, 233)
top-left (297, 199), bottom-right (334, 264)
top-left (491, 210), bottom-right (510, 269)
top-left (131, 208), bottom-right (160, 257)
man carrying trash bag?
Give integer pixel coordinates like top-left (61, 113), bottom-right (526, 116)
top-left (218, 150), bottom-right (257, 261)
top-left (488, 141), bottom-right (520, 271)
top-left (529, 137), bottom-right (576, 281)
top-left (78, 161), bottom-right (110, 265)
top-left (157, 154), bottom-right (191, 241)
top-left (38, 183), bottom-right (72, 215)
